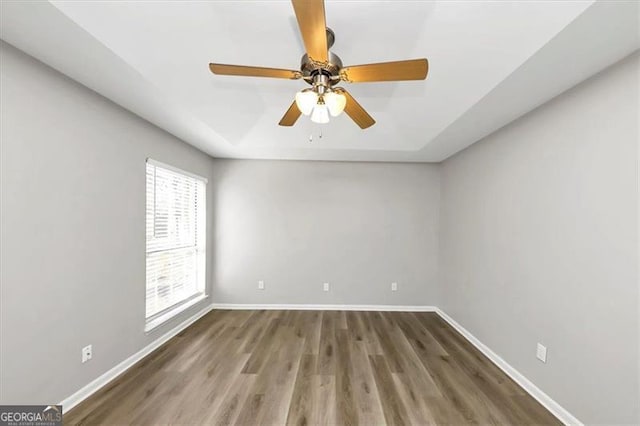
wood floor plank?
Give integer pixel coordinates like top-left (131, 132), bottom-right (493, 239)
top-left (336, 310), bottom-right (348, 330)
top-left (395, 312), bottom-right (449, 357)
top-left (301, 310), bottom-right (322, 355)
top-left (424, 395), bottom-right (469, 425)
top-left (385, 313), bottom-right (443, 398)
top-left (369, 312), bottom-right (405, 373)
top-left (347, 339), bottom-right (386, 425)
top-left (234, 310), bottom-right (266, 350)
top-left (313, 375), bottom-right (337, 425)
top-left (168, 353), bottom-right (250, 424)
top-left (209, 374), bottom-right (256, 425)
top-left (241, 316), bottom-right (282, 374)
top-left (253, 322), bottom-right (305, 425)
top-left (317, 311), bottom-right (336, 375)
top-left (378, 315), bottom-right (442, 424)
top-left (369, 354), bottom-right (412, 426)
top-left (286, 354), bottom-right (317, 426)
top-left (65, 310), bottom-right (562, 426)
top-left (345, 311), bottom-right (365, 342)
top-left (335, 329), bottom-right (358, 425)
top-left (391, 373), bottom-right (438, 425)
top-left (238, 320), bottom-right (267, 354)
top-left (234, 393), bottom-right (265, 426)
top-left (359, 311), bottom-right (385, 355)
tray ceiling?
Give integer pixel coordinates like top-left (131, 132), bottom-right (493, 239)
top-left (1, 1), bottom-right (638, 162)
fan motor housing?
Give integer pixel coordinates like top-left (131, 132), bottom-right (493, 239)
top-left (300, 28), bottom-right (342, 85)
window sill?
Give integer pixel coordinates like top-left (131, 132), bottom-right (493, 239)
top-left (144, 294), bottom-right (208, 333)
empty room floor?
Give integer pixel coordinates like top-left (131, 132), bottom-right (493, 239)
top-left (65, 310), bottom-right (560, 425)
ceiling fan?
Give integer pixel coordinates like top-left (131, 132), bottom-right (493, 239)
top-left (208, 0), bottom-right (429, 129)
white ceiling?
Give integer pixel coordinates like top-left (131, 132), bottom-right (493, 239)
top-left (1, 1), bottom-right (638, 162)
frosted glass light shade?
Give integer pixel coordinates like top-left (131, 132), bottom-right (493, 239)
top-left (310, 103), bottom-right (330, 124)
top-left (295, 90), bottom-right (318, 115)
top-left (324, 91), bottom-right (347, 117)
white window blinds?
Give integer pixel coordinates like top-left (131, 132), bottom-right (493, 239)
top-left (145, 160), bottom-right (206, 320)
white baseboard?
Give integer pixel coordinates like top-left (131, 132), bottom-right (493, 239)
top-left (210, 303), bottom-right (437, 312)
top-left (434, 308), bottom-right (582, 426)
top-left (59, 303), bottom-right (214, 413)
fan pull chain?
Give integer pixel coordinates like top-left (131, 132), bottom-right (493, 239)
top-left (308, 125), bottom-right (324, 143)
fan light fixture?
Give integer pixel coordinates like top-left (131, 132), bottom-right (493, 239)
top-left (295, 89), bottom-right (318, 115)
top-left (324, 91), bottom-right (346, 117)
top-left (296, 88), bottom-right (346, 124)
top-left (310, 100), bottom-right (330, 124)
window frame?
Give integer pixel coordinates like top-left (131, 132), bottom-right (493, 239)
top-left (144, 158), bottom-right (208, 332)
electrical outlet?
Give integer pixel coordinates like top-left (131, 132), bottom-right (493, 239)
top-left (258, 280), bottom-right (265, 290)
top-left (536, 343), bottom-right (547, 363)
top-left (323, 282), bottom-right (330, 292)
top-left (82, 345), bottom-right (92, 363)
top-left (391, 282), bottom-right (398, 291)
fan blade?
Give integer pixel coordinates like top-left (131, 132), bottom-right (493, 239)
top-left (209, 63), bottom-right (301, 80)
top-left (291, 0), bottom-right (328, 63)
top-left (279, 101), bottom-right (302, 126)
top-left (340, 59), bottom-right (428, 83)
top-left (336, 89), bottom-right (375, 129)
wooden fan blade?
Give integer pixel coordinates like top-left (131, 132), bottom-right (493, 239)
top-left (340, 58), bottom-right (428, 83)
top-left (279, 101), bottom-right (302, 126)
top-left (336, 89), bottom-right (375, 129)
top-left (209, 63), bottom-right (301, 80)
top-left (291, 0), bottom-right (328, 63)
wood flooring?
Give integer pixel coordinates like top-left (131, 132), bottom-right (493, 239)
top-left (65, 310), bottom-right (561, 425)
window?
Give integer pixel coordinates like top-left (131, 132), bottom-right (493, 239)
top-left (145, 159), bottom-right (206, 328)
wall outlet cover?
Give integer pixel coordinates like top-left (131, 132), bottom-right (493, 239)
top-left (82, 345), bottom-right (92, 363)
top-left (323, 282), bottom-right (330, 292)
top-left (536, 343), bottom-right (547, 363)
top-left (391, 282), bottom-right (398, 291)
top-left (258, 280), bottom-right (265, 290)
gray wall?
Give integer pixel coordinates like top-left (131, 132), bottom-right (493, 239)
top-left (439, 53), bottom-right (639, 424)
top-left (0, 42), bottom-right (216, 404)
top-left (212, 159), bottom-right (440, 306)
